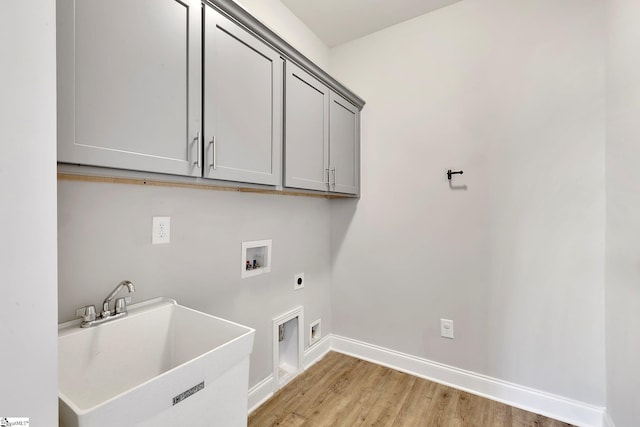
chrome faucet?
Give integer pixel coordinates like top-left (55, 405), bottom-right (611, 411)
top-left (102, 280), bottom-right (136, 316)
top-left (75, 280), bottom-right (136, 328)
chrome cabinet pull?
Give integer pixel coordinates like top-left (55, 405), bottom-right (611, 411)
top-left (194, 132), bottom-right (201, 168)
top-left (209, 136), bottom-right (216, 170)
top-left (331, 166), bottom-right (336, 190)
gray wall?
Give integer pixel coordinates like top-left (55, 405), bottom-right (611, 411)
top-left (0, 0), bottom-right (58, 423)
top-left (605, 0), bottom-right (640, 425)
top-left (58, 181), bottom-right (333, 387)
top-left (329, 0), bottom-right (606, 405)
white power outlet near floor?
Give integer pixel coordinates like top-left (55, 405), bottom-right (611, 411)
top-left (294, 273), bottom-right (304, 290)
top-left (152, 216), bottom-right (171, 245)
top-left (440, 318), bottom-right (454, 339)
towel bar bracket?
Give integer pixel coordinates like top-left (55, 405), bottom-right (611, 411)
top-left (447, 170), bottom-right (463, 180)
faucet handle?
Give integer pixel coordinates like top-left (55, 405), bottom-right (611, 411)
top-left (75, 305), bottom-right (96, 322)
top-left (114, 297), bottom-right (128, 314)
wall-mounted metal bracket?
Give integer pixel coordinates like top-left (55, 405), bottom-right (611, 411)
top-left (447, 170), bottom-right (463, 180)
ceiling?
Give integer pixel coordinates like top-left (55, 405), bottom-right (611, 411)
top-left (280, 0), bottom-right (464, 47)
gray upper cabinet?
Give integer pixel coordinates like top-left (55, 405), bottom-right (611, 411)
top-left (285, 63), bottom-right (360, 195)
top-left (58, 0), bottom-right (363, 194)
top-left (284, 62), bottom-right (330, 192)
top-left (57, 0), bottom-right (202, 177)
top-left (203, 5), bottom-right (283, 186)
top-left (329, 92), bottom-right (360, 195)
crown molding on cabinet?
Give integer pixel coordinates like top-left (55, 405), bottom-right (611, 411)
top-left (204, 0), bottom-right (366, 110)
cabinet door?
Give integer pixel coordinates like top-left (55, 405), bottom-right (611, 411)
top-left (329, 92), bottom-right (360, 195)
top-left (284, 62), bottom-right (330, 192)
top-left (57, 0), bottom-right (202, 177)
top-left (203, 6), bottom-right (283, 185)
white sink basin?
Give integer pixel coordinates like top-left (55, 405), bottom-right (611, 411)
top-left (58, 298), bottom-right (255, 427)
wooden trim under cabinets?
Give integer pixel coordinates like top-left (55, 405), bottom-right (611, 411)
top-left (57, 173), bottom-right (355, 199)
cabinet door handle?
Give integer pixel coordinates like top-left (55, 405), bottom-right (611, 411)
top-left (194, 132), bottom-right (201, 169)
top-left (209, 137), bottom-right (216, 170)
top-left (331, 167), bottom-right (336, 190)
top-left (325, 168), bottom-right (330, 189)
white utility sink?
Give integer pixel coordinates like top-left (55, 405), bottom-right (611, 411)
top-left (58, 298), bottom-right (255, 427)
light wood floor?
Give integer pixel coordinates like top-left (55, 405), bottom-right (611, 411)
top-left (248, 352), bottom-right (573, 427)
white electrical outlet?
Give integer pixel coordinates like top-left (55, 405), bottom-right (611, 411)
top-left (441, 318), bottom-right (454, 339)
top-left (152, 216), bottom-right (171, 245)
top-left (294, 273), bottom-right (304, 290)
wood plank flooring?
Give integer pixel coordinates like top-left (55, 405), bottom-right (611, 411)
top-left (248, 352), bottom-right (574, 427)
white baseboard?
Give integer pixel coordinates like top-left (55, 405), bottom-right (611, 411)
top-left (331, 335), bottom-right (605, 427)
top-left (603, 412), bottom-right (616, 427)
top-left (303, 334), bottom-right (332, 369)
top-left (247, 374), bottom-right (274, 414)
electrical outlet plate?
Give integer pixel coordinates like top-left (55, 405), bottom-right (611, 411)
top-left (309, 319), bottom-right (321, 345)
top-left (441, 318), bottom-right (454, 339)
top-left (294, 273), bottom-right (304, 290)
top-left (152, 216), bottom-right (171, 245)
